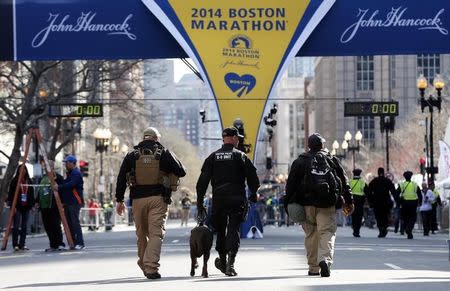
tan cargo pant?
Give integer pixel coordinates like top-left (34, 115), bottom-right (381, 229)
top-left (301, 206), bottom-right (337, 273)
top-left (132, 196), bottom-right (168, 274)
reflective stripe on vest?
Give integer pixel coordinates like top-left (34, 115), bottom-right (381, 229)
top-left (350, 178), bottom-right (365, 196)
top-left (400, 181), bottom-right (418, 200)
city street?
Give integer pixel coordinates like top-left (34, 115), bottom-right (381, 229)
top-left (0, 221), bottom-right (449, 291)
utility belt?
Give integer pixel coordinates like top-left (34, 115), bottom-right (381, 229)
top-left (130, 184), bottom-right (172, 204)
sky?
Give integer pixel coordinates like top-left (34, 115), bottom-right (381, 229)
top-left (172, 58), bottom-right (198, 82)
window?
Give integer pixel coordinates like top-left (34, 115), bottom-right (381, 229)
top-left (357, 116), bottom-right (375, 148)
top-left (417, 54), bottom-right (440, 84)
top-left (356, 56), bottom-right (374, 91)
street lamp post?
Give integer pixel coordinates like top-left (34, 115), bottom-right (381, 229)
top-left (417, 73), bottom-right (444, 184)
top-left (93, 128), bottom-right (111, 204)
top-left (344, 131), bottom-right (363, 171)
top-left (331, 139), bottom-right (348, 160)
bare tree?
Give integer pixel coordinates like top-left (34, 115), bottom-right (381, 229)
top-left (0, 60), bottom-right (140, 213)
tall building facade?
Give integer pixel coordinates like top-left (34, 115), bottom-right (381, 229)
top-left (313, 54), bottom-right (450, 150)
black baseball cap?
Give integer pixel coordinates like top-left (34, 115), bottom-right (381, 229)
top-left (308, 133), bottom-right (326, 147)
top-left (222, 127), bottom-right (243, 138)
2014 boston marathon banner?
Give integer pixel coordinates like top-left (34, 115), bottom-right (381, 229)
top-left (1, 0), bottom-right (449, 60)
top-left (141, 0), bottom-right (334, 160)
top-left (1, 0), bottom-right (450, 159)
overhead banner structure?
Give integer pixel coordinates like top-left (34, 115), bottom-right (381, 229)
top-left (1, 0), bottom-right (450, 159)
top-left (142, 0), bottom-right (334, 159)
top-left (1, 0), bottom-right (450, 61)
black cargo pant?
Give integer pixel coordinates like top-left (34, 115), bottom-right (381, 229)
top-left (212, 199), bottom-right (246, 255)
top-left (374, 207), bottom-right (390, 234)
top-left (41, 207), bottom-right (64, 249)
top-left (401, 200), bottom-right (418, 236)
top-left (351, 196), bottom-right (365, 235)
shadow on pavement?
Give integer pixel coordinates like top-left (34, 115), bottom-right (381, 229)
top-left (194, 275), bottom-right (304, 282)
top-left (292, 281), bottom-right (450, 291)
top-left (3, 276), bottom-right (189, 289)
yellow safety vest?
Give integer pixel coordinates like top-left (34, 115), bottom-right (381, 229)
top-left (400, 181), bottom-right (418, 200)
top-left (432, 190), bottom-right (440, 204)
top-left (350, 178), bottom-right (365, 196)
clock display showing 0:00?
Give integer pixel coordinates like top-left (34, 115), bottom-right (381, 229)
top-left (371, 103), bottom-right (397, 114)
top-left (344, 102), bottom-right (399, 116)
top-left (75, 104), bottom-right (102, 116)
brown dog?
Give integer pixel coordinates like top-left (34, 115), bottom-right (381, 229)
top-left (189, 224), bottom-right (213, 278)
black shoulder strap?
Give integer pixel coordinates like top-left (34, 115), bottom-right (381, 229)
top-left (401, 181), bottom-right (411, 194)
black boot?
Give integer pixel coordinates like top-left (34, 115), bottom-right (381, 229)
top-left (215, 253), bottom-right (226, 274)
top-left (225, 252), bottom-right (238, 276)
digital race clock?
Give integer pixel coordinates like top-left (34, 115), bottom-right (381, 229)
top-left (48, 103), bottom-right (103, 117)
top-left (344, 101), bottom-right (399, 117)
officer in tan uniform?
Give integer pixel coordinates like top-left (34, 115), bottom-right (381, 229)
top-left (115, 127), bottom-right (186, 279)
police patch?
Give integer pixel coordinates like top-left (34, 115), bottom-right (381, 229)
top-left (215, 152), bottom-right (233, 161)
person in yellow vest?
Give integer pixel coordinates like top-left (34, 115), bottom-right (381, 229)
top-left (350, 169), bottom-right (369, 237)
top-left (429, 183), bottom-right (442, 234)
top-left (396, 171), bottom-right (421, 239)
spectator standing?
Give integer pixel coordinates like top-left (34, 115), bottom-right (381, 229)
top-left (180, 192), bottom-right (192, 227)
top-left (56, 155), bottom-right (85, 250)
top-left (7, 164), bottom-right (35, 251)
top-left (36, 159), bottom-right (65, 251)
top-left (419, 183), bottom-right (435, 236)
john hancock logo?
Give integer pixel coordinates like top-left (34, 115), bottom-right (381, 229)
top-left (225, 72), bottom-right (256, 97)
top-left (221, 35), bottom-right (260, 69)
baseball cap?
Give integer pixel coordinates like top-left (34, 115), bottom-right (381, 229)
top-left (353, 168), bottom-right (362, 176)
top-left (308, 133), bottom-right (326, 147)
top-left (143, 127), bottom-right (161, 140)
top-left (63, 155), bottom-right (77, 164)
top-left (222, 127), bottom-right (243, 138)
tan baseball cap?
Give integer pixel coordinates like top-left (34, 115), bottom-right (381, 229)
top-left (143, 127), bottom-right (161, 140)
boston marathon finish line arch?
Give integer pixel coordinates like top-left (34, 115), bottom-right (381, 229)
top-left (1, 0), bottom-right (449, 160)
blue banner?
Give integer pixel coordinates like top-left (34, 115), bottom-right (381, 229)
top-left (0, 0), bottom-right (449, 61)
top-left (300, 1), bottom-right (450, 56)
top-left (9, 0), bottom-right (186, 60)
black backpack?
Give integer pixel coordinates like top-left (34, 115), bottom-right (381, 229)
top-left (303, 151), bottom-right (341, 208)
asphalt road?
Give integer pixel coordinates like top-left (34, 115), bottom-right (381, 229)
top-left (1, 221), bottom-right (449, 291)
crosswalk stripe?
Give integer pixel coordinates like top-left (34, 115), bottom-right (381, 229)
top-left (385, 263), bottom-right (402, 270)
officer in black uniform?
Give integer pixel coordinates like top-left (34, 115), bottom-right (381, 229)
top-left (196, 127), bottom-right (260, 277)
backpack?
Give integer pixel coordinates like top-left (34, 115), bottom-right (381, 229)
top-left (303, 151), bottom-right (341, 208)
top-left (134, 146), bottom-right (162, 186)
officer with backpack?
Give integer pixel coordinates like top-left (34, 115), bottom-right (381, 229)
top-left (285, 133), bottom-right (353, 277)
top-left (115, 127), bottom-right (186, 280)
top-left (350, 168), bottom-right (369, 237)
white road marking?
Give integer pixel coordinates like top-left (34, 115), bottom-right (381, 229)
top-left (385, 248), bottom-right (413, 252)
top-left (385, 263), bottom-right (402, 270)
top-left (172, 240), bottom-right (179, 243)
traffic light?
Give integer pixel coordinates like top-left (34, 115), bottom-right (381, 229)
top-left (79, 160), bottom-right (89, 177)
top-left (419, 158), bottom-right (426, 175)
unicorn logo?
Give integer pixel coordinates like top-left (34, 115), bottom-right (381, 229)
top-left (229, 35), bottom-right (252, 49)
